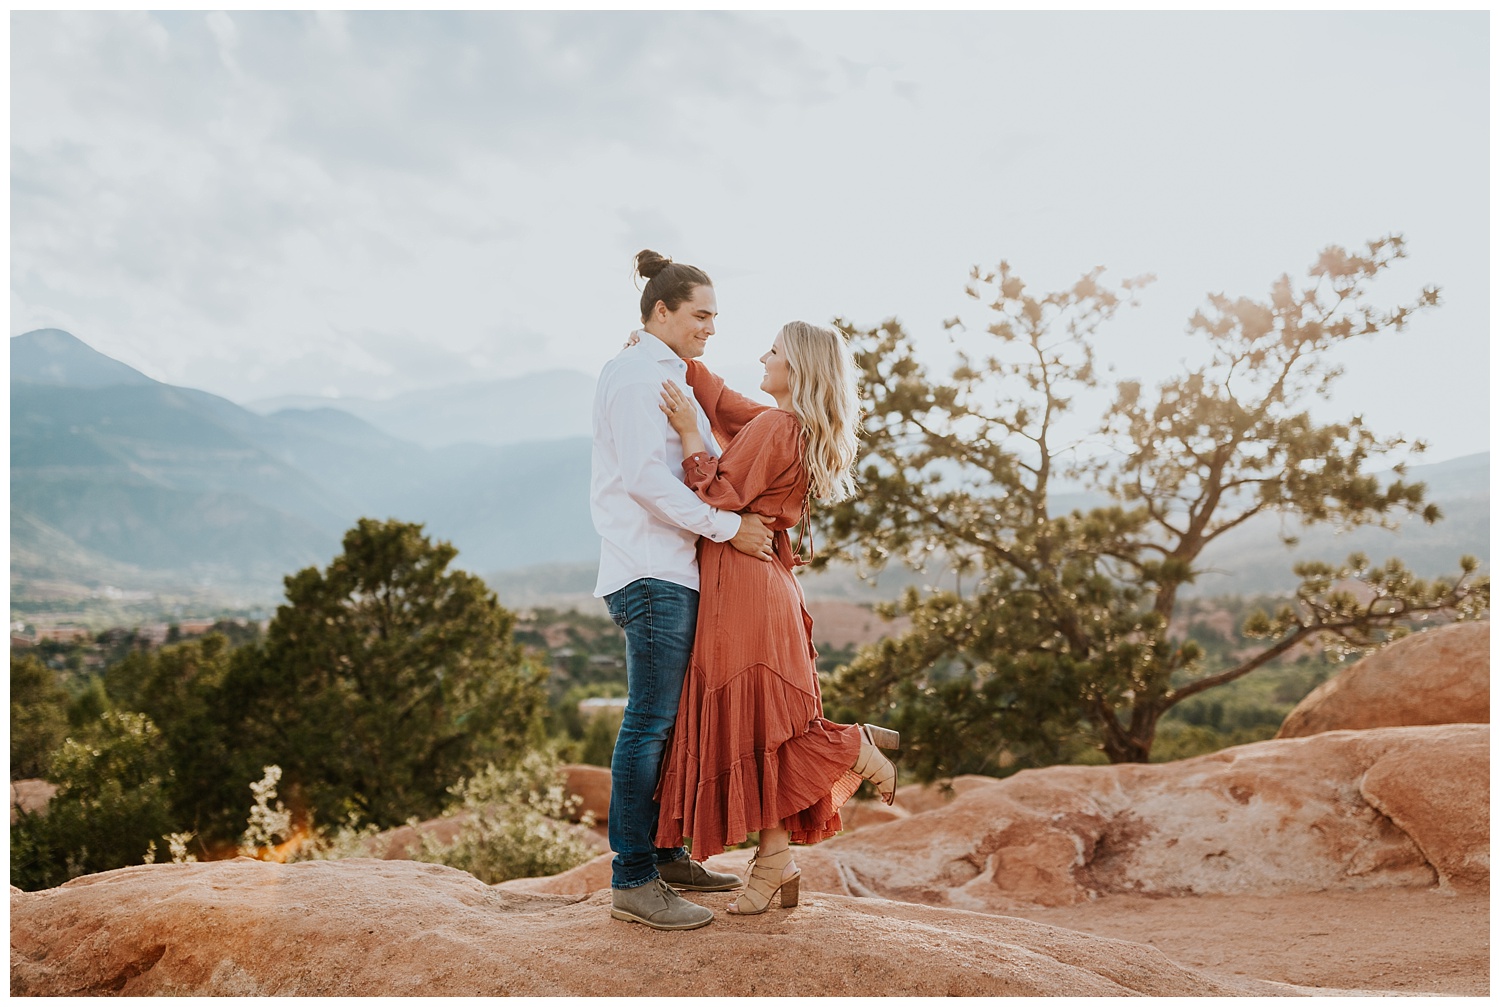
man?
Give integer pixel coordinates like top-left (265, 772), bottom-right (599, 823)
top-left (591, 252), bottom-right (774, 931)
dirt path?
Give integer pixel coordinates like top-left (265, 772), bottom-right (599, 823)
top-left (1004, 887), bottom-right (1488, 996)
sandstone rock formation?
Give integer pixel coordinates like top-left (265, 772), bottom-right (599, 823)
top-left (834, 797), bottom-right (906, 832)
top-left (560, 763), bottom-right (611, 824)
top-left (9, 857), bottom-right (1315, 996)
top-left (1357, 727), bottom-right (1489, 893)
top-left (364, 770), bottom-right (612, 861)
top-left (9, 779), bottom-right (56, 825)
top-left (892, 774), bottom-right (997, 816)
top-left (744, 725), bottom-right (1486, 913)
top-left (1278, 622), bottom-right (1489, 738)
top-left (366, 810), bottom-right (609, 862)
top-left (365, 813), bottom-right (471, 859)
top-left (497, 852), bottom-right (613, 896)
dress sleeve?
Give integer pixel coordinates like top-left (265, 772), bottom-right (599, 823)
top-left (685, 359), bottom-right (770, 446)
top-left (682, 410), bottom-right (800, 513)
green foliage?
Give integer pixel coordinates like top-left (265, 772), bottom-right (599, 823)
top-left (11, 711), bottom-right (176, 891)
top-left (1151, 652), bottom-right (1341, 761)
top-left (291, 748), bottom-right (599, 884)
top-left (64, 676), bottom-right (112, 735)
top-left (514, 606), bottom-right (627, 700)
top-left (103, 633), bottom-right (245, 841)
top-left (815, 642), bottom-right (858, 676)
top-left (1149, 722), bottom-right (1281, 763)
top-left (407, 750), bottom-right (599, 885)
top-left (577, 708), bottom-right (623, 768)
top-left (225, 518), bottom-right (548, 829)
top-left (544, 677), bottom-right (625, 766)
top-left (10, 654), bottom-right (70, 780)
top-left (817, 237), bottom-right (1489, 775)
top-left (9, 525), bottom-right (573, 884)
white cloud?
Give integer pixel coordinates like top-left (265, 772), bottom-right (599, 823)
top-left (9, 11), bottom-right (1489, 461)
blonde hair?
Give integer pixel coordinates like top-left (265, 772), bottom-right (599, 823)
top-left (780, 321), bottom-right (860, 504)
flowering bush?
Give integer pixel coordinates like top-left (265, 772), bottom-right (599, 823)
top-left (410, 750), bottom-right (598, 885)
top-left (288, 748), bottom-right (598, 885)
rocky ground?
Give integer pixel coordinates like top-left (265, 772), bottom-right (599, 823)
top-left (8, 857), bottom-right (1360, 996)
top-left (10, 621), bottom-right (1489, 996)
top-left (1012, 887), bottom-right (1488, 996)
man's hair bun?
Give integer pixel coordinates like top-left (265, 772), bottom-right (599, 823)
top-left (632, 249), bottom-right (712, 324)
top-left (634, 249), bottom-right (673, 282)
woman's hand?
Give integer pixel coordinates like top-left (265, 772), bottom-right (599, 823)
top-left (659, 381), bottom-right (698, 436)
top-left (660, 380), bottom-right (707, 459)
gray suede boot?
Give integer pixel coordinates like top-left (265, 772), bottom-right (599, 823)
top-left (610, 879), bottom-right (714, 931)
top-left (656, 858), bottom-right (743, 892)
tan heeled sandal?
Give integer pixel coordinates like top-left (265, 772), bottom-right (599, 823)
top-left (852, 723), bottom-right (899, 806)
top-left (726, 846), bottom-right (800, 915)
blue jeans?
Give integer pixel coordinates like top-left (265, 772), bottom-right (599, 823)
top-left (604, 578), bottom-right (698, 889)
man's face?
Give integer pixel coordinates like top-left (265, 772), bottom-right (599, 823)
top-left (651, 285), bottom-right (718, 359)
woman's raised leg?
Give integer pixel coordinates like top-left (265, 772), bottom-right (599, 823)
top-left (851, 724), bottom-right (899, 805)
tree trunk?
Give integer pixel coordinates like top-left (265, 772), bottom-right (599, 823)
top-left (1099, 705), bottom-right (1158, 764)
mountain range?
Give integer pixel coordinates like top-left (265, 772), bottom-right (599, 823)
top-left (244, 370), bottom-right (595, 449)
top-left (12, 329), bottom-right (597, 600)
top-left (10, 328), bottom-right (1490, 612)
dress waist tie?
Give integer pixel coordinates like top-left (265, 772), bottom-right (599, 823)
top-left (772, 528), bottom-right (798, 571)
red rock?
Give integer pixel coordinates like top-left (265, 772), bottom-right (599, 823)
top-left (367, 811), bottom-right (607, 862)
top-left (1358, 726), bottom-right (1488, 893)
top-left (892, 774), bottom-right (993, 816)
top-left (369, 764), bottom-right (614, 858)
top-left (9, 779), bottom-right (56, 825)
top-left (835, 798), bottom-right (906, 832)
top-left (801, 725), bottom-right (1485, 911)
top-left (1278, 622), bottom-right (1489, 738)
top-left (368, 813), bottom-right (471, 860)
top-left (8, 857), bottom-right (1313, 995)
top-left (560, 763), bottom-right (611, 825)
top-left (496, 852), bottom-right (613, 896)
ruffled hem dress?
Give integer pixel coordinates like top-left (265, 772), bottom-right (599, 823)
top-left (654, 361), bottom-right (864, 861)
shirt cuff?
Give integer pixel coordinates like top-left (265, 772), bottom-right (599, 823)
top-left (705, 509), bottom-right (741, 543)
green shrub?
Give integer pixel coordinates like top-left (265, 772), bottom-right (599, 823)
top-left (10, 654), bottom-right (70, 780)
top-left (11, 711), bottom-right (176, 891)
top-left (1150, 721), bottom-right (1281, 763)
top-left (577, 709), bottom-right (622, 768)
top-left (288, 749), bottom-right (599, 885)
top-left (410, 750), bottom-right (599, 885)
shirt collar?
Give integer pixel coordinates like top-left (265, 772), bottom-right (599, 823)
top-left (632, 329), bottom-right (684, 366)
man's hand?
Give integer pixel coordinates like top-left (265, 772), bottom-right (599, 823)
top-left (729, 512), bottom-right (775, 562)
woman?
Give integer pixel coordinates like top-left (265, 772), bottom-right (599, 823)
top-left (653, 319), bottom-right (899, 916)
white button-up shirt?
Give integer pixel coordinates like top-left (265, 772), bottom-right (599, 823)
top-left (591, 329), bottom-right (741, 597)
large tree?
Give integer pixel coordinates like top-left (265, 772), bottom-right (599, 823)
top-left (816, 236), bottom-right (1487, 777)
top-left (11, 710), bottom-right (177, 891)
top-left (226, 518), bottom-right (546, 829)
top-left (104, 633), bottom-right (248, 847)
top-left (10, 653), bottom-right (71, 780)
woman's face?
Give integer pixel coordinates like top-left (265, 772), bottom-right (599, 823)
top-left (760, 331), bottom-right (791, 400)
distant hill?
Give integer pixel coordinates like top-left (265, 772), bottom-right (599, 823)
top-left (11, 328), bottom-right (156, 388)
top-left (1187, 451), bottom-right (1489, 597)
top-left (244, 370), bottom-right (596, 449)
top-left (10, 330), bottom-right (599, 599)
top-left (9, 329), bottom-right (1487, 614)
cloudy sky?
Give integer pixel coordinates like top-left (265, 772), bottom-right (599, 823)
top-left (11, 11), bottom-right (1489, 461)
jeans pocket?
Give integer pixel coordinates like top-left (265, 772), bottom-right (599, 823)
top-left (605, 591), bottom-right (626, 629)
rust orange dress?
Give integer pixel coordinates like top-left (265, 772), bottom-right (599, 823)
top-left (654, 361), bottom-right (864, 861)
